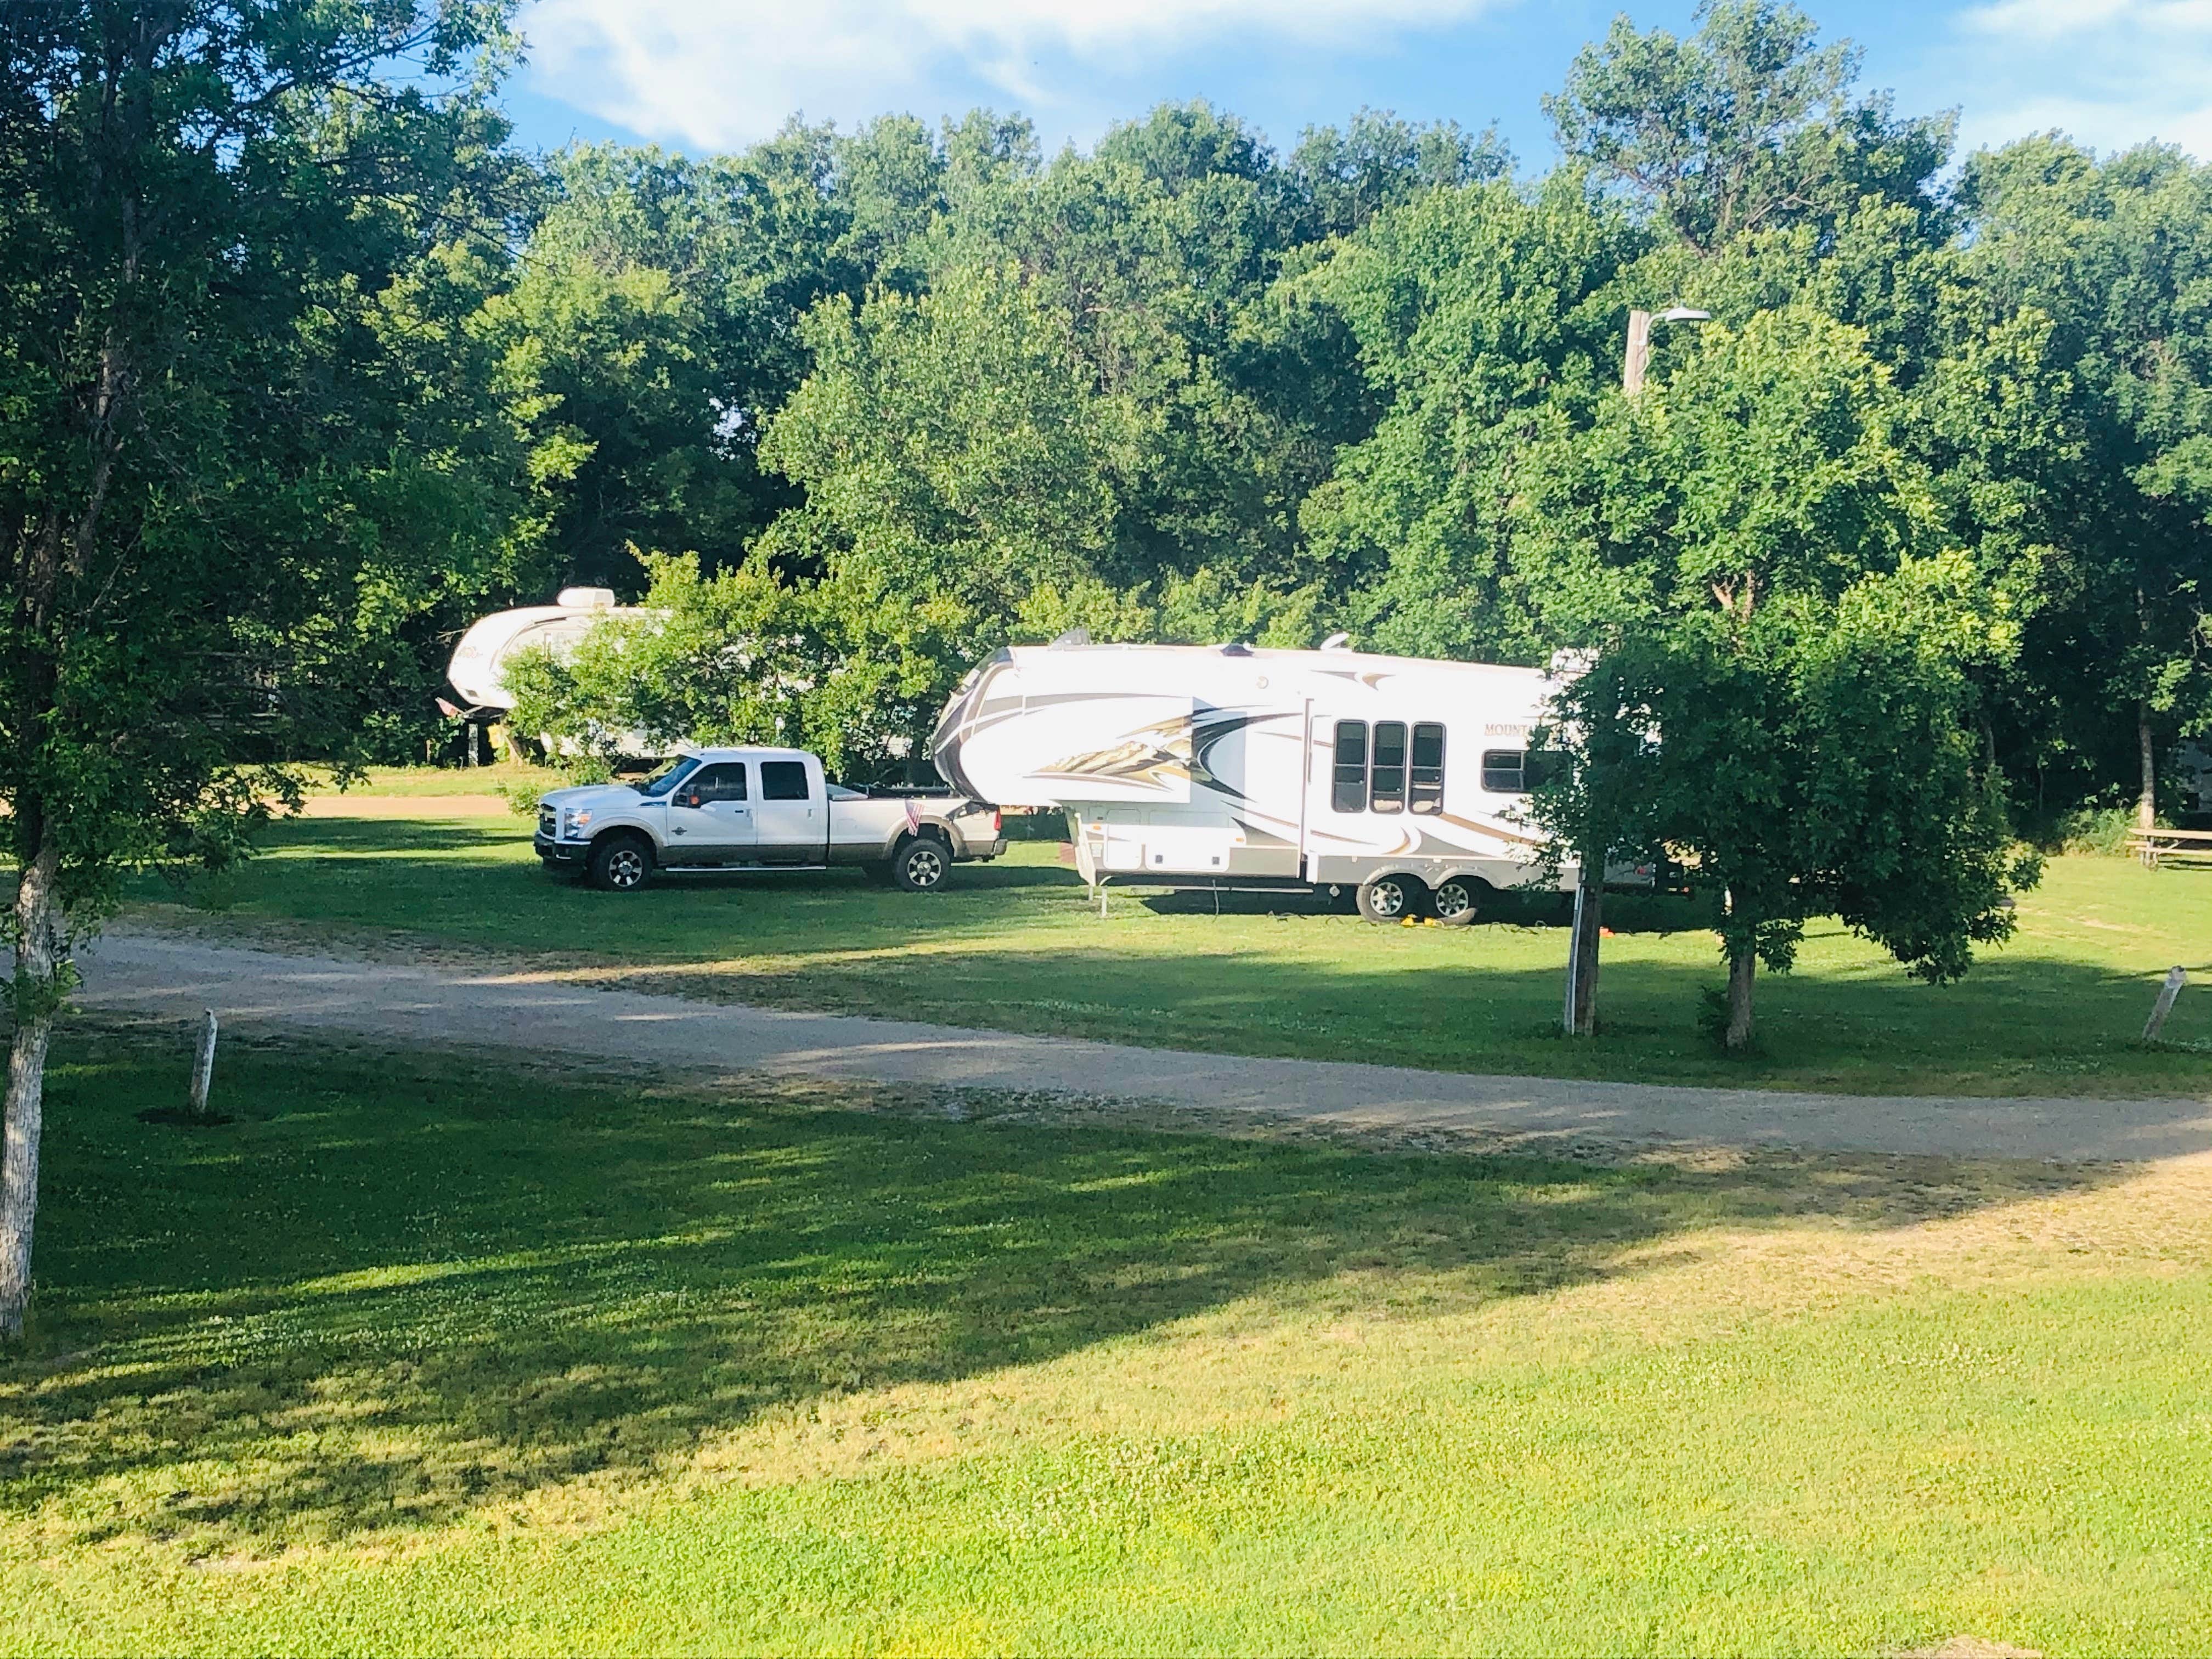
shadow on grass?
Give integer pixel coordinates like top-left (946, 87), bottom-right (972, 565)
top-left (0, 1027), bottom-right (2133, 1555)
top-left (1131, 883), bottom-right (1700, 932)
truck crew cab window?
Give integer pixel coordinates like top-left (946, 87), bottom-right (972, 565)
top-left (759, 760), bottom-right (811, 802)
top-left (1369, 721), bottom-right (1407, 813)
top-left (1409, 723), bottom-right (1445, 814)
top-left (682, 763), bottom-right (747, 804)
top-left (636, 756), bottom-right (701, 799)
top-left (1332, 721), bottom-right (1368, 812)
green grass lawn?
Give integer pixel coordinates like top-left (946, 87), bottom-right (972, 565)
top-left (130, 775), bottom-right (2212, 1097)
top-left (4, 1030), bottom-right (2208, 1654)
top-left (295, 760), bottom-right (563, 798)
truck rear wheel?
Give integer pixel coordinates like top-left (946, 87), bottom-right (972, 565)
top-left (1357, 873), bottom-right (1424, 923)
top-left (588, 832), bottom-right (654, 893)
top-left (891, 836), bottom-right (950, 892)
top-left (1430, 876), bottom-right (1482, 927)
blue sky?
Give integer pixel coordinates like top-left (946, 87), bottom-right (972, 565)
top-left (502, 0), bottom-right (2212, 167)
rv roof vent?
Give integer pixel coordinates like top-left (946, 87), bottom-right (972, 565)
top-left (1220, 642), bottom-right (1254, 657)
top-left (556, 586), bottom-right (618, 610)
top-left (1320, 631), bottom-right (1351, 651)
top-left (1049, 627), bottom-right (1091, 648)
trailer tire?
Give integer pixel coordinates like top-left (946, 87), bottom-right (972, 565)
top-left (1430, 875), bottom-right (1482, 927)
top-left (588, 832), bottom-right (654, 893)
top-left (1356, 872), bottom-right (1424, 923)
top-left (890, 835), bottom-right (950, 893)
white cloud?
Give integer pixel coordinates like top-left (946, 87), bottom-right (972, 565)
top-left (518, 0), bottom-right (1502, 151)
top-left (1954, 0), bottom-right (2212, 156)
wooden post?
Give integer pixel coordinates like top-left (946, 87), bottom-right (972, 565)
top-left (2143, 966), bottom-right (2187, 1042)
top-left (1622, 308), bottom-right (1654, 398)
top-left (189, 1010), bottom-right (219, 1120)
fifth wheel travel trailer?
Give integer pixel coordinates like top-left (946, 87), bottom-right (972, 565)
top-left (443, 586), bottom-right (644, 721)
top-left (441, 587), bottom-right (653, 760)
top-left (930, 638), bottom-right (1633, 924)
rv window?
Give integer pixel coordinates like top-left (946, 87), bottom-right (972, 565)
top-left (759, 760), bottom-right (811, 802)
top-left (1331, 721), bottom-right (1368, 813)
top-left (1409, 723), bottom-right (1445, 814)
top-left (1480, 750), bottom-right (1526, 793)
top-left (1369, 721), bottom-right (1407, 814)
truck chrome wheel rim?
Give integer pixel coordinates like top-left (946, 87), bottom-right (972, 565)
top-left (907, 847), bottom-right (945, 885)
top-left (1371, 880), bottom-right (1406, 916)
top-left (1433, 881), bottom-right (1472, 918)
top-left (607, 848), bottom-right (646, 888)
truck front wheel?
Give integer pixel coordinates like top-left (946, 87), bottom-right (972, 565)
top-left (588, 832), bottom-right (654, 893)
top-left (891, 837), bottom-right (950, 892)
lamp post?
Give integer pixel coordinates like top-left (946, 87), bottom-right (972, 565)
top-left (1562, 304), bottom-right (1710, 1039)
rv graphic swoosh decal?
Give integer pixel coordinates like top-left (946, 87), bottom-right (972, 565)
top-left (933, 683), bottom-right (1201, 799)
top-left (1031, 708), bottom-right (1302, 802)
top-left (1188, 709), bottom-right (1299, 803)
top-left (1038, 714), bottom-right (1194, 794)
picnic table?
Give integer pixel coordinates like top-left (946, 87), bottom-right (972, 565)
top-left (2128, 826), bottom-right (2212, 868)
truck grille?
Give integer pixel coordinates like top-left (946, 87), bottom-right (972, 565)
top-left (538, 806), bottom-right (557, 838)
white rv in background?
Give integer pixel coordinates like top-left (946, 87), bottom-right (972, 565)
top-left (931, 639), bottom-right (1610, 923)
top-left (443, 586), bottom-right (645, 721)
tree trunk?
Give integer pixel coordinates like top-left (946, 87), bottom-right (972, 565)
top-left (2137, 704), bottom-right (2157, 834)
top-left (1568, 876), bottom-right (1602, 1036)
top-left (1, 835), bottom-right (62, 1339)
top-left (1725, 941), bottom-right (1756, 1052)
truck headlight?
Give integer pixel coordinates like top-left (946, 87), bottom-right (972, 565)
top-left (563, 809), bottom-right (592, 838)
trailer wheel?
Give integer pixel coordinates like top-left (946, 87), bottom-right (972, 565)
top-left (1430, 876), bottom-right (1482, 927)
top-left (588, 832), bottom-right (654, 893)
top-left (890, 836), bottom-right (950, 892)
top-left (1356, 873), bottom-right (1423, 923)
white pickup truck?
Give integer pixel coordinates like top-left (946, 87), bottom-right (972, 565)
top-left (534, 746), bottom-right (1006, 892)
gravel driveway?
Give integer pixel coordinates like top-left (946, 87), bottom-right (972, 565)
top-left (76, 930), bottom-right (2212, 1163)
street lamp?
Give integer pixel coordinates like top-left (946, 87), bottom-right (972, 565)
top-left (1561, 303), bottom-right (1711, 1039)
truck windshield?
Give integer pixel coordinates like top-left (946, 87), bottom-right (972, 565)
top-left (633, 757), bottom-right (701, 798)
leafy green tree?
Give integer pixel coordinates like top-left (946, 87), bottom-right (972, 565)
top-left (763, 260), bottom-right (1125, 634)
top-left (1546, 0), bottom-right (1951, 256)
top-left (1286, 109), bottom-right (1510, 241)
top-left (1545, 559), bottom-right (2034, 1047)
top-left (1297, 174), bottom-right (1645, 661)
top-left (0, 0), bottom-right (517, 1336)
top-left (1954, 137), bottom-right (2212, 828)
top-left (482, 131), bottom-right (863, 593)
top-left (1516, 308), bottom-right (2034, 1044)
top-left (950, 105), bottom-right (1327, 589)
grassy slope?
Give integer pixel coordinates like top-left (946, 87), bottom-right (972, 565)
top-left (132, 778), bottom-right (2212, 1096)
top-left (3, 1033), bottom-right (2208, 1654)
